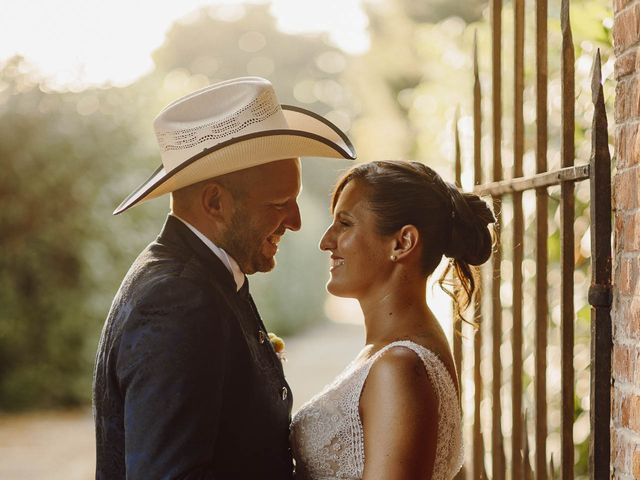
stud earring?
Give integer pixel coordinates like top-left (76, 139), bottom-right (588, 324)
top-left (390, 254), bottom-right (397, 262)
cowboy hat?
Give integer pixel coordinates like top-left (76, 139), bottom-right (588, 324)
top-left (113, 76), bottom-right (356, 215)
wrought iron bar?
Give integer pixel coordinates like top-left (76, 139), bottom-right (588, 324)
top-left (523, 410), bottom-right (535, 479)
top-left (455, 107), bottom-right (462, 188)
top-left (512, 0), bottom-right (525, 475)
top-left (491, 0), bottom-right (505, 474)
top-left (463, 6), bottom-right (610, 480)
top-left (471, 31), bottom-right (485, 480)
top-left (452, 110), bottom-right (466, 480)
top-left (588, 49), bottom-right (612, 480)
top-left (535, 0), bottom-right (549, 475)
top-left (473, 165), bottom-right (590, 196)
top-left (560, 0), bottom-right (576, 478)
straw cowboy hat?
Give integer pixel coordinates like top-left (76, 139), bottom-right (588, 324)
top-left (114, 76), bottom-right (356, 215)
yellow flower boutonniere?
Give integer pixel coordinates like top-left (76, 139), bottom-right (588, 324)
top-left (268, 332), bottom-right (286, 362)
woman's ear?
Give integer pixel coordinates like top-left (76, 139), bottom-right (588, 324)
top-left (391, 225), bottom-right (420, 260)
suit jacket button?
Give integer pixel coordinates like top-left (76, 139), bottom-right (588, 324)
top-left (281, 387), bottom-right (288, 400)
top-left (258, 330), bottom-right (266, 344)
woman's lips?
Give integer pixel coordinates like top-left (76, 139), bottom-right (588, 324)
top-left (329, 257), bottom-right (344, 271)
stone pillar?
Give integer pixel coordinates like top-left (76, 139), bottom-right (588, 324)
top-left (612, 0), bottom-right (640, 477)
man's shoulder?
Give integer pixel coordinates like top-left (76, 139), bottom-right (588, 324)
top-left (110, 241), bottom-right (234, 320)
top-left (103, 243), bottom-right (235, 344)
top-left (130, 239), bottom-right (223, 290)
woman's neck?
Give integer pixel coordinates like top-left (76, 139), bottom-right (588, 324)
top-left (359, 273), bottom-right (433, 345)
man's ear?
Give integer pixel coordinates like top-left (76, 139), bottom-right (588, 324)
top-left (391, 225), bottom-right (420, 261)
top-left (201, 181), bottom-right (233, 222)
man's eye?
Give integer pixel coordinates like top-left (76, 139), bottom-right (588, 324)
top-left (339, 220), bottom-right (351, 227)
top-left (273, 202), bottom-right (287, 209)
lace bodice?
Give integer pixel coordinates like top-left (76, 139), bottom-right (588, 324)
top-left (290, 340), bottom-right (463, 480)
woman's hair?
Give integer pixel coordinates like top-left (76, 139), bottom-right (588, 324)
top-left (331, 160), bottom-right (496, 321)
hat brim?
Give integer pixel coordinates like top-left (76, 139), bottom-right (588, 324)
top-left (113, 105), bottom-right (356, 215)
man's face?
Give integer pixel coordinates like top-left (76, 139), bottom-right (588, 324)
top-left (220, 158), bottom-right (302, 274)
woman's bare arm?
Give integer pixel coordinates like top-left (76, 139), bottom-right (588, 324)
top-left (360, 347), bottom-right (439, 480)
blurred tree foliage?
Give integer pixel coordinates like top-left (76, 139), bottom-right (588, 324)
top-left (0, 11), bottom-right (614, 469)
top-left (0, 3), bottom-right (352, 410)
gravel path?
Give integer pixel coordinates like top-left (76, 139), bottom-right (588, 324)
top-left (0, 321), bottom-right (364, 480)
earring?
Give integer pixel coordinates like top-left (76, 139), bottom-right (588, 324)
top-left (390, 254), bottom-right (397, 262)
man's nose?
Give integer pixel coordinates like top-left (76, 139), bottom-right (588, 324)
top-left (284, 201), bottom-right (302, 232)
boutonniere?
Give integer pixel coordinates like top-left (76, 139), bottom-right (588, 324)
top-left (268, 332), bottom-right (287, 362)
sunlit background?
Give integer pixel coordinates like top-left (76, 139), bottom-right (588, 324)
top-left (1, 0), bottom-right (370, 89)
top-left (1, 0), bottom-right (614, 478)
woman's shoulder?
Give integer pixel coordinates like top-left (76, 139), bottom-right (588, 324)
top-left (360, 344), bottom-right (438, 426)
top-left (363, 342), bottom-right (436, 402)
top-left (369, 338), bottom-right (459, 396)
top-left (369, 343), bottom-right (429, 379)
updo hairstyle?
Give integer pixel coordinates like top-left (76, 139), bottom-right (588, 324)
top-left (331, 160), bottom-right (496, 320)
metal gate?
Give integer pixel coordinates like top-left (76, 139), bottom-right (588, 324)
top-left (451, 0), bottom-right (612, 477)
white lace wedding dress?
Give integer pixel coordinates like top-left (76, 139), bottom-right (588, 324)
top-left (290, 340), bottom-right (463, 480)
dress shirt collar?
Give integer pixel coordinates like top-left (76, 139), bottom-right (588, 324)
top-left (170, 213), bottom-right (246, 291)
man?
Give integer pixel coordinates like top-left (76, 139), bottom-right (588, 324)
top-left (93, 77), bottom-right (355, 479)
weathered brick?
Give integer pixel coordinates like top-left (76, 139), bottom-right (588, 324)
top-left (617, 296), bottom-right (640, 342)
top-left (614, 76), bottom-right (640, 121)
top-left (618, 258), bottom-right (628, 295)
top-left (613, 168), bottom-right (638, 213)
top-left (634, 75), bottom-right (640, 118)
top-left (617, 255), bottom-right (640, 295)
top-left (616, 47), bottom-right (638, 78)
top-left (613, 426), bottom-right (631, 473)
top-left (615, 388), bottom-right (626, 429)
top-left (613, 167), bottom-right (640, 211)
top-left (630, 295), bottom-right (640, 341)
top-left (615, 0), bottom-right (632, 14)
top-left (615, 214), bottom-right (625, 254)
top-left (609, 2), bottom-right (639, 470)
top-left (623, 211), bottom-right (640, 251)
top-left (614, 4), bottom-right (640, 55)
top-left (613, 427), bottom-right (627, 471)
top-left (633, 448), bottom-right (640, 478)
top-left (616, 79), bottom-right (627, 122)
top-left (614, 123), bottom-right (640, 169)
top-left (621, 394), bottom-right (640, 433)
top-left (613, 296), bottom-right (626, 338)
top-left (615, 294), bottom-right (640, 340)
top-left (613, 343), bottom-right (633, 382)
top-left (635, 120), bottom-right (640, 161)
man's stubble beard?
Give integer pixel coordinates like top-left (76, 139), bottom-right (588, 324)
top-left (218, 204), bottom-right (276, 275)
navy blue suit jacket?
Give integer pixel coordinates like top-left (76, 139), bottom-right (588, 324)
top-left (93, 215), bottom-right (294, 479)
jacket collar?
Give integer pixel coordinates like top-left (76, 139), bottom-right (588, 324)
top-left (156, 214), bottom-right (239, 293)
top-left (170, 213), bottom-right (245, 291)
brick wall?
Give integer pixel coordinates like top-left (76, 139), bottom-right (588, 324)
top-left (612, 0), bottom-right (640, 477)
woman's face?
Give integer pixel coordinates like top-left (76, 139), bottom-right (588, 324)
top-left (319, 180), bottom-right (394, 298)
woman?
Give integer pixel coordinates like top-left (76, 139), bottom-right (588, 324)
top-left (290, 161), bottom-right (495, 480)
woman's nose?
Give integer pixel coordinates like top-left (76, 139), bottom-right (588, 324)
top-left (319, 225), bottom-right (335, 251)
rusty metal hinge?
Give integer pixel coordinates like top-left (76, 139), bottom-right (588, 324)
top-left (588, 283), bottom-right (612, 307)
